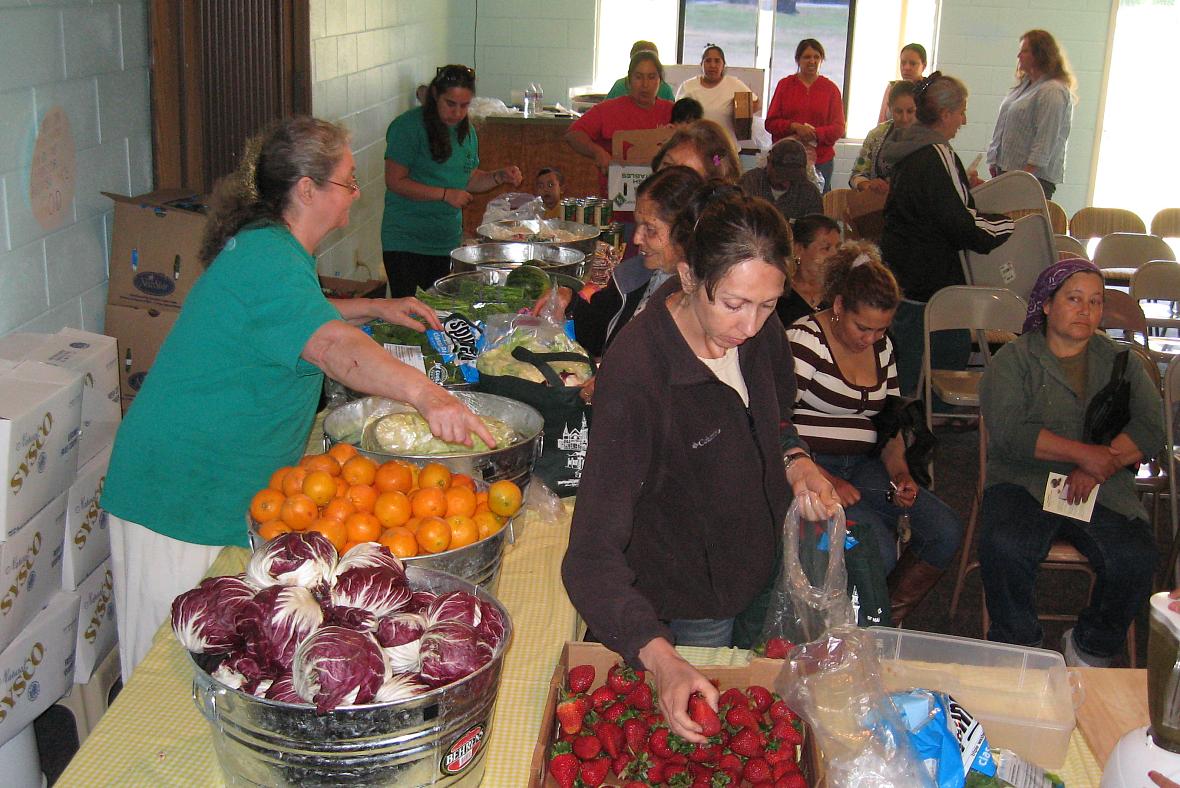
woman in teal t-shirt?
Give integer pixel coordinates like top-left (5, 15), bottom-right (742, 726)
top-left (102, 116), bottom-right (496, 679)
top-left (381, 64), bottom-right (523, 296)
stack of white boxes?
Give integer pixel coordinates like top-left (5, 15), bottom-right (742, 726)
top-left (0, 328), bottom-right (122, 751)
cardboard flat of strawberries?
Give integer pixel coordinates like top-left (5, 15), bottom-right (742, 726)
top-left (529, 641), bottom-right (823, 787)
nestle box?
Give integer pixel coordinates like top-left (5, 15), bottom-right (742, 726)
top-left (101, 304), bottom-right (180, 413)
top-left (72, 558), bottom-right (115, 683)
top-left (733, 91), bottom-right (754, 141)
top-left (0, 492), bottom-right (68, 655)
top-left (63, 445), bottom-right (111, 591)
top-left (528, 642), bottom-right (821, 787)
top-left (104, 190), bottom-right (208, 312)
top-left (0, 590), bottom-right (80, 748)
top-left (0, 361), bottom-right (82, 537)
top-left (0, 330), bottom-right (120, 465)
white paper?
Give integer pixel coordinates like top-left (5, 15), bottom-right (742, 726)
top-left (1042, 471), bottom-right (1098, 522)
top-left (383, 343), bottom-right (426, 374)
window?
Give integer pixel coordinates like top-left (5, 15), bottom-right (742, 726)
top-left (592, 0), bottom-right (680, 91)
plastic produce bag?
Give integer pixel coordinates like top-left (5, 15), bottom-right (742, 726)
top-left (481, 192), bottom-right (545, 225)
top-left (779, 627), bottom-right (934, 788)
top-left (759, 498), bottom-right (856, 647)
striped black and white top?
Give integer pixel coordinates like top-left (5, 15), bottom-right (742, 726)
top-left (786, 313), bottom-right (899, 455)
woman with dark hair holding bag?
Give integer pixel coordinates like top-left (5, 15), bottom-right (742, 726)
top-left (562, 183), bottom-right (838, 743)
top-left (382, 64), bottom-right (523, 295)
top-left (979, 258), bottom-right (1161, 667)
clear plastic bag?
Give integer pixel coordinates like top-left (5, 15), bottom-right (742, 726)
top-left (779, 626), bottom-right (934, 787)
top-left (759, 498), bottom-right (855, 647)
top-left (480, 192), bottom-right (545, 225)
top-left (509, 475), bottom-right (565, 543)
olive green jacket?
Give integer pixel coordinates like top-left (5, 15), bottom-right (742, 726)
top-left (980, 330), bottom-right (1163, 522)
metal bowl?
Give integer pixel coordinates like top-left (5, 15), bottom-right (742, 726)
top-left (450, 241), bottom-right (586, 279)
top-left (322, 392), bottom-right (543, 490)
top-left (431, 267), bottom-right (585, 302)
top-left (475, 218), bottom-right (601, 255)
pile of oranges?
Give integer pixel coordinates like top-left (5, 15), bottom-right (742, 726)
top-left (249, 443), bottom-right (523, 558)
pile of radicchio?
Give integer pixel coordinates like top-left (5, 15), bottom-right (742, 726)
top-left (172, 531), bottom-right (505, 713)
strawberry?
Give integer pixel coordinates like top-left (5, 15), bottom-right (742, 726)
top-left (770, 719), bottom-right (803, 745)
top-left (718, 752), bottom-right (743, 772)
top-left (718, 687), bottom-right (749, 710)
top-left (764, 741), bottom-right (793, 765)
top-left (612, 751), bottom-right (633, 776)
top-left (623, 716), bottom-right (649, 753)
top-left (548, 742), bottom-right (579, 788)
top-left (664, 763), bottom-right (689, 784)
top-left (589, 685), bottom-right (616, 710)
top-left (579, 756), bottom-right (611, 787)
top-left (715, 768), bottom-right (741, 786)
top-left (687, 692), bottom-right (722, 737)
top-left (688, 762), bottom-right (711, 781)
top-left (648, 727), bottom-right (676, 759)
top-left (746, 685), bottom-right (773, 714)
top-left (743, 756), bottom-right (773, 784)
top-left (631, 752), bottom-right (665, 784)
top-left (777, 773), bottom-right (808, 788)
top-left (607, 663), bottom-right (642, 695)
top-left (625, 681), bottom-right (654, 710)
top-left (556, 691), bottom-right (589, 735)
top-left (567, 664), bottom-right (595, 694)
top-left (763, 637), bottom-right (793, 659)
top-left (595, 720), bottom-right (625, 759)
top-left (623, 783), bottom-right (649, 788)
top-left (773, 759), bottom-right (798, 780)
top-left (728, 726), bottom-right (766, 758)
top-left (601, 701), bottom-right (628, 723)
top-left (725, 704), bottom-right (761, 730)
top-left (687, 740), bottom-right (721, 763)
top-left (572, 733), bottom-right (602, 760)
top-left (768, 699), bottom-right (797, 723)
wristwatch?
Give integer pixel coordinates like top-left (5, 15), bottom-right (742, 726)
top-left (783, 451), bottom-right (811, 471)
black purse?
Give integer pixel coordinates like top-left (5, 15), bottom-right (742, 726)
top-left (870, 396), bottom-right (937, 488)
top-left (1083, 350), bottom-right (1132, 445)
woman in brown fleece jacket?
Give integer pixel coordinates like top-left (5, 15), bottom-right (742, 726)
top-left (561, 184), bottom-right (838, 743)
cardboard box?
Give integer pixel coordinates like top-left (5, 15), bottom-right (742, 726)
top-left (320, 276), bottom-right (387, 299)
top-left (0, 330), bottom-right (120, 465)
top-left (734, 91), bottom-right (754, 142)
top-left (0, 361), bottom-right (82, 537)
top-left (101, 304), bottom-right (181, 413)
top-left (72, 558), bottom-right (116, 683)
top-left (104, 190), bottom-right (208, 312)
top-left (0, 590), bottom-right (80, 748)
top-left (0, 492), bottom-right (68, 655)
top-left (605, 127), bottom-right (674, 211)
top-left (606, 164), bottom-right (652, 212)
top-left (528, 642), bottom-right (820, 787)
top-left (62, 445), bottom-right (111, 591)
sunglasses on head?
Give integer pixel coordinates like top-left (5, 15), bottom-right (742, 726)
top-left (435, 64), bottom-right (475, 85)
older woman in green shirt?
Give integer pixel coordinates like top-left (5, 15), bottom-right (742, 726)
top-left (979, 258), bottom-right (1161, 667)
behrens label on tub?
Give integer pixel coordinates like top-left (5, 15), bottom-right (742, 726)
top-left (441, 722), bottom-right (485, 775)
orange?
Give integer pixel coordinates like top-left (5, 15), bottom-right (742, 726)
top-left (346, 483), bottom-right (378, 513)
top-left (474, 509), bottom-right (503, 540)
top-left (341, 541), bottom-right (362, 555)
top-left (374, 491), bottom-right (412, 528)
top-left (302, 470), bottom-right (338, 507)
top-left (268, 466), bottom-right (294, 492)
top-left (311, 517), bottom-right (348, 552)
top-left (327, 443), bottom-right (359, 464)
top-left (446, 515), bottom-right (479, 550)
top-left (344, 512), bottom-right (382, 543)
top-left (379, 527), bottom-right (419, 558)
top-left (250, 488), bottom-right (286, 523)
top-left (417, 462), bottom-right (452, 491)
top-left (474, 491), bottom-right (489, 509)
top-left (334, 476), bottom-right (349, 498)
top-left (410, 487), bottom-right (447, 519)
top-left (301, 453), bottom-right (342, 477)
top-left (403, 516), bottom-right (423, 534)
top-left (451, 473), bottom-right (476, 491)
top-left (280, 493), bottom-right (318, 531)
top-left (374, 461), bottom-right (413, 494)
top-left (281, 467), bottom-right (308, 497)
top-left (488, 480), bottom-right (523, 518)
top-left (322, 497), bottom-right (357, 523)
top-left (341, 455), bottom-right (378, 486)
top-left (258, 520), bottom-right (292, 540)
top-left (415, 517), bottom-right (451, 554)
top-left (444, 485), bottom-right (477, 518)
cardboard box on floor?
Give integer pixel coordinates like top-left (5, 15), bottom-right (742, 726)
top-left (528, 641), bottom-right (821, 787)
top-left (104, 190), bottom-right (208, 312)
top-left (101, 304), bottom-right (181, 413)
top-left (0, 491), bottom-right (68, 655)
top-left (63, 445), bottom-right (111, 591)
top-left (0, 361), bottom-right (82, 537)
top-left (607, 127), bottom-right (674, 212)
top-left (734, 91), bottom-right (754, 141)
top-left (0, 590), bottom-right (80, 748)
top-left (72, 557), bottom-right (115, 683)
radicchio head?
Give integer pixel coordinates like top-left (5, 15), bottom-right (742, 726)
top-left (330, 543), bottom-right (411, 617)
top-left (246, 531), bottom-right (337, 590)
top-left (171, 574), bottom-right (257, 654)
top-left (292, 626), bottom-right (388, 714)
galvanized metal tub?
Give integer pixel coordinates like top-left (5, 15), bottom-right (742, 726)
top-left (322, 393), bottom-right (543, 491)
top-left (449, 241), bottom-right (586, 279)
top-left (475, 218), bottom-right (600, 256)
top-left (191, 567), bottom-right (512, 787)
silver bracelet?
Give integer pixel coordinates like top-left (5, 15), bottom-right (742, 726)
top-left (783, 451), bottom-right (811, 471)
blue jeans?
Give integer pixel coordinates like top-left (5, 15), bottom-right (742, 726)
top-left (890, 299), bottom-right (971, 402)
top-left (669, 617), bottom-right (735, 648)
top-left (816, 160), bottom-right (834, 194)
top-left (813, 452), bottom-right (964, 574)
top-left (979, 483), bottom-right (1155, 658)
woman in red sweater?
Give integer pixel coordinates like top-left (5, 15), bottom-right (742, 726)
top-left (766, 38), bottom-right (846, 193)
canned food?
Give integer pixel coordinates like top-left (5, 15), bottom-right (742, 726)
top-left (561, 198), bottom-right (578, 223)
top-left (599, 200), bottom-right (613, 227)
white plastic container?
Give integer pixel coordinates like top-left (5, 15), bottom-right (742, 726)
top-left (869, 627), bottom-right (1077, 769)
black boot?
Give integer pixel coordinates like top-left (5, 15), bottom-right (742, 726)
top-left (887, 549), bottom-right (944, 626)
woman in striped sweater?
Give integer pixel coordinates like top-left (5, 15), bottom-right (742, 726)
top-left (786, 242), bottom-right (963, 625)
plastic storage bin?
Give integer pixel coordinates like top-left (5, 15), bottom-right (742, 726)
top-left (868, 627), bottom-right (1077, 769)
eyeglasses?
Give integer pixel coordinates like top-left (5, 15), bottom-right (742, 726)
top-left (325, 177), bottom-right (360, 193)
